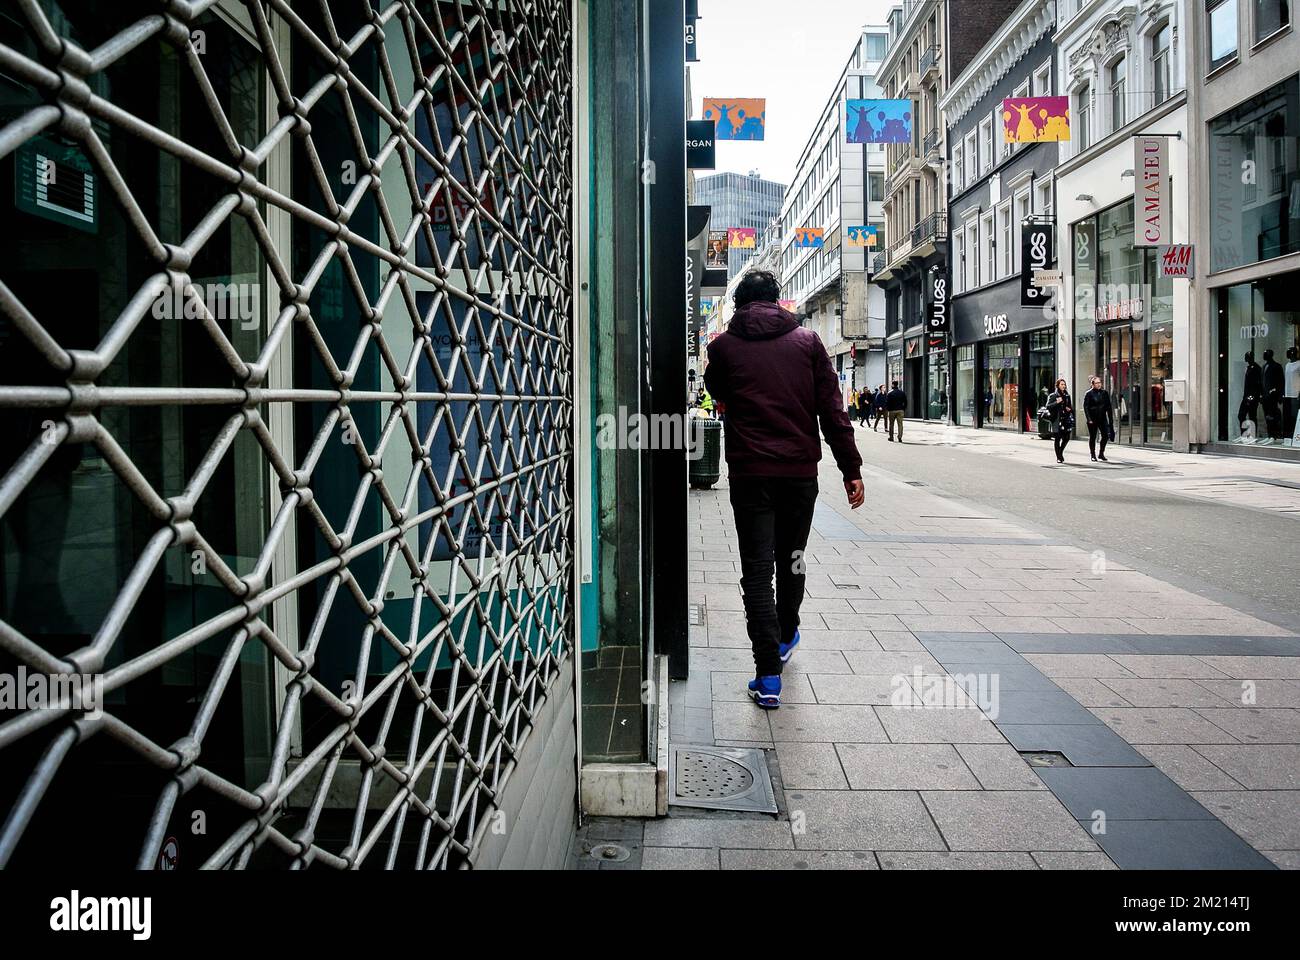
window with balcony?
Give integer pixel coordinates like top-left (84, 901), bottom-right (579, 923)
top-left (1255, 0), bottom-right (1291, 43)
top-left (1209, 0), bottom-right (1240, 71)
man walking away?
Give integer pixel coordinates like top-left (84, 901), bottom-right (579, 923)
top-left (872, 384), bottom-right (887, 431)
top-left (704, 271), bottom-right (865, 710)
top-left (857, 387), bottom-right (873, 427)
top-left (1082, 375), bottom-right (1114, 462)
top-left (885, 380), bottom-right (907, 442)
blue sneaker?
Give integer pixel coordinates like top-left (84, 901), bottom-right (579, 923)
top-left (779, 631), bottom-right (801, 663)
top-left (747, 675), bottom-right (781, 710)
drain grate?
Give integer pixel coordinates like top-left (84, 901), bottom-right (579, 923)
top-left (688, 604), bottom-right (705, 626)
top-left (1020, 751), bottom-right (1073, 767)
top-left (668, 744), bottom-right (777, 814)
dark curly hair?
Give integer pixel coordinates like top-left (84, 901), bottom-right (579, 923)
top-left (733, 269), bottom-right (782, 309)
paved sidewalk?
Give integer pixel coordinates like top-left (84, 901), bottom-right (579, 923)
top-left (578, 446), bottom-right (1300, 871)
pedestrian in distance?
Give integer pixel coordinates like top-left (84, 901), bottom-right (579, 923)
top-left (1047, 377), bottom-right (1075, 463)
top-left (857, 387), bottom-right (874, 427)
top-left (873, 384), bottom-right (888, 431)
top-left (703, 270), bottom-right (865, 710)
top-left (1082, 375), bottom-right (1114, 462)
top-left (885, 380), bottom-right (907, 442)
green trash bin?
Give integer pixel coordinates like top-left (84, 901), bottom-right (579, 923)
top-left (689, 418), bottom-right (723, 489)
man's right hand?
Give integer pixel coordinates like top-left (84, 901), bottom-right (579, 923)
top-left (845, 479), bottom-right (865, 510)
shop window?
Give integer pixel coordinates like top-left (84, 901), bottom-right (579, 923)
top-left (983, 338), bottom-right (1021, 431)
top-left (1208, 76), bottom-right (1300, 272)
top-left (955, 344), bottom-right (977, 425)
top-left (1218, 279), bottom-right (1300, 446)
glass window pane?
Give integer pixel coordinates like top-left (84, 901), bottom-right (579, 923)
top-left (1255, 0), bottom-right (1291, 42)
top-left (1210, 0), bottom-right (1240, 69)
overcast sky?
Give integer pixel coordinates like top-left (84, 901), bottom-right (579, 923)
top-left (691, 0), bottom-right (896, 187)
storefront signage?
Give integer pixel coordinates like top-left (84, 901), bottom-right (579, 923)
top-left (927, 268), bottom-right (949, 332)
top-left (1134, 136), bottom-right (1170, 247)
top-left (1157, 244), bottom-right (1195, 279)
top-left (1095, 298), bottom-right (1144, 322)
top-left (1021, 223), bottom-right (1054, 307)
top-left (686, 120), bottom-right (716, 169)
top-left (1033, 269), bottom-right (1063, 286)
top-left (983, 314), bottom-right (1010, 336)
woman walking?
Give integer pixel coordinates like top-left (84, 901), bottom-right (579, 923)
top-left (1046, 378), bottom-right (1075, 464)
top-left (1082, 375), bottom-right (1115, 462)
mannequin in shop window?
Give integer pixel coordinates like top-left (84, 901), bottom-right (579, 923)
top-left (1263, 349), bottom-right (1286, 444)
top-left (1239, 352), bottom-right (1263, 441)
top-left (1285, 347), bottom-right (1300, 446)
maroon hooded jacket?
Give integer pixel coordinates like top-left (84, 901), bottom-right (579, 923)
top-left (704, 301), bottom-right (863, 482)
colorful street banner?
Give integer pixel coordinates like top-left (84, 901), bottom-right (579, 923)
top-left (846, 99), bottom-right (913, 144)
top-left (728, 227), bottom-right (756, 249)
top-left (703, 98), bottom-right (766, 141)
top-left (794, 227), bottom-right (824, 249)
top-left (1002, 97), bottom-right (1071, 143)
top-left (706, 230), bottom-right (729, 269)
top-left (846, 225), bottom-right (878, 248)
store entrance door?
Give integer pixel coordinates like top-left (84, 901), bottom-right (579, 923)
top-left (1102, 324), bottom-right (1141, 446)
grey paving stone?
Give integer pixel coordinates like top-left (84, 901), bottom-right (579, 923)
top-left (1091, 707), bottom-right (1241, 744)
top-left (922, 791), bottom-right (1098, 852)
top-left (1108, 655), bottom-right (1231, 680)
top-left (1192, 707), bottom-right (1300, 743)
top-left (1126, 636), bottom-right (1300, 657)
top-left (1196, 679), bottom-right (1300, 708)
top-left (789, 629), bottom-right (886, 652)
top-left (1192, 791), bottom-right (1300, 851)
top-left (922, 640), bottom-right (1027, 665)
top-left (1083, 819), bottom-right (1275, 870)
top-left (837, 743), bottom-right (982, 790)
top-left (808, 672), bottom-right (917, 706)
top-left (769, 703), bottom-right (890, 743)
top-left (643, 817), bottom-right (793, 850)
top-left (987, 688), bottom-right (1104, 725)
top-left (1194, 744), bottom-right (1300, 789)
top-left (1133, 744), bottom-right (1246, 791)
top-left (1051, 677), bottom-right (1133, 707)
top-left (1001, 634), bottom-right (1143, 655)
top-left (775, 743), bottom-right (850, 789)
top-left (873, 706), bottom-right (1005, 743)
top-left (954, 743), bottom-right (1048, 790)
top-left (720, 849), bottom-right (879, 869)
top-left (709, 701), bottom-right (773, 743)
top-left (1195, 655), bottom-right (1300, 679)
top-left (1030, 851), bottom-right (1118, 870)
top-left (1098, 678), bottom-right (1236, 709)
top-left (1023, 654), bottom-right (1136, 679)
top-left (877, 851), bottom-right (1038, 870)
top-left (842, 649), bottom-right (943, 675)
top-left (641, 847), bottom-right (721, 870)
top-left (947, 661), bottom-right (1062, 693)
top-left (914, 631), bottom-right (1006, 643)
top-left (1036, 766), bottom-right (1216, 820)
top-left (1263, 851), bottom-right (1300, 869)
top-left (786, 789), bottom-right (947, 851)
top-left (874, 631), bottom-right (927, 651)
top-left (999, 723), bottom-right (1152, 766)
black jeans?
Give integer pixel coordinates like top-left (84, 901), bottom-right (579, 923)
top-left (729, 476), bottom-right (819, 678)
top-left (1054, 430), bottom-right (1071, 460)
top-left (1086, 421), bottom-right (1108, 459)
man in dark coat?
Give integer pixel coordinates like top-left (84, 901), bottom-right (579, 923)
top-left (1082, 375), bottom-right (1115, 462)
top-left (704, 271), bottom-right (864, 709)
top-left (1263, 349), bottom-right (1285, 441)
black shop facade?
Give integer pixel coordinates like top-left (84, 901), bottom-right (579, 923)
top-left (947, 276), bottom-right (1057, 434)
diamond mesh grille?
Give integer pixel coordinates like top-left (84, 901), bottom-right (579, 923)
top-left (0, 0), bottom-right (575, 869)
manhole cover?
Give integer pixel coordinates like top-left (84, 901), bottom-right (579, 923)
top-left (668, 744), bottom-right (777, 814)
top-left (904, 481), bottom-right (927, 487)
top-left (1020, 751), bottom-right (1073, 767)
top-left (835, 583), bottom-right (862, 590)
